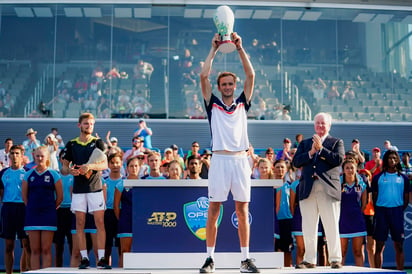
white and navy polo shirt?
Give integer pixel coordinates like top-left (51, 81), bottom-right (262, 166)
top-left (205, 92), bottom-right (250, 152)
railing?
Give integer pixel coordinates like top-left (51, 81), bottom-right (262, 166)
top-left (24, 64), bottom-right (51, 117)
top-left (285, 71), bottom-right (312, 121)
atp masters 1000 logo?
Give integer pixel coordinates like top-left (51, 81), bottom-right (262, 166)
top-left (183, 197), bottom-right (223, 240)
top-left (147, 212), bottom-right (177, 227)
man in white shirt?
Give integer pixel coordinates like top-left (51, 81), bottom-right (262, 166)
top-left (0, 138), bottom-right (13, 169)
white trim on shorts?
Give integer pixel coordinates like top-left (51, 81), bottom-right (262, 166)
top-left (71, 191), bottom-right (106, 213)
top-left (208, 153), bottom-right (251, 202)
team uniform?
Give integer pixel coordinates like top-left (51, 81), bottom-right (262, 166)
top-left (116, 181), bottom-right (133, 238)
top-left (24, 168), bottom-right (61, 231)
top-left (339, 179), bottom-right (367, 238)
top-left (0, 166), bottom-right (29, 239)
top-left (205, 92), bottom-right (251, 202)
top-left (102, 176), bottom-right (124, 248)
top-left (62, 137), bottom-right (106, 213)
top-left (291, 181), bottom-right (324, 238)
top-left (53, 173), bottom-right (74, 245)
top-left (276, 181), bottom-right (293, 252)
top-left (372, 171), bottom-right (410, 242)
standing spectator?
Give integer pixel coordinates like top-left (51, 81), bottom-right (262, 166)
top-left (134, 119), bottom-right (153, 149)
top-left (265, 147), bottom-right (276, 164)
top-left (51, 128), bottom-right (65, 152)
top-left (199, 32), bottom-right (259, 273)
top-left (359, 168), bottom-right (375, 268)
top-left (187, 93), bottom-right (205, 119)
top-left (327, 86), bottom-right (340, 101)
top-left (0, 145), bottom-right (31, 274)
top-left (22, 128), bottom-right (41, 162)
top-left (136, 152), bottom-right (149, 178)
top-left (132, 59), bottom-right (154, 88)
top-left (309, 78), bottom-right (327, 102)
top-left (274, 159), bottom-right (293, 267)
top-left (141, 152), bottom-right (166, 179)
top-left (186, 155), bottom-right (202, 180)
top-left (341, 84), bottom-right (356, 101)
top-left (54, 152), bottom-right (74, 267)
top-left (199, 149), bottom-right (212, 179)
top-left (339, 159), bottom-right (367, 266)
top-left (276, 138), bottom-right (293, 162)
top-left (102, 153), bottom-right (123, 267)
top-left (292, 112), bottom-right (344, 269)
top-left (22, 146), bottom-right (63, 270)
top-left (372, 150), bottom-right (410, 270)
top-left (113, 157), bottom-right (138, 267)
top-left (60, 113), bottom-right (110, 269)
top-left (184, 141), bottom-right (201, 168)
top-left (293, 134), bottom-right (303, 149)
top-left (168, 160), bottom-right (183, 179)
top-left (350, 139), bottom-right (365, 170)
top-left (365, 147), bottom-right (382, 178)
top-left (400, 152), bottom-right (412, 180)
top-left (383, 140), bottom-right (398, 152)
top-left (123, 136), bottom-right (145, 163)
top-left (170, 144), bottom-right (185, 170)
top-left (0, 138), bottom-right (13, 169)
top-left (44, 133), bottom-right (59, 170)
top-left (254, 158), bottom-right (274, 179)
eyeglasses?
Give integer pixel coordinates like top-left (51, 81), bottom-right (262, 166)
top-left (192, 145), bottom-right (199, 147)
top-left (137, 157), bottom-right (145, 160)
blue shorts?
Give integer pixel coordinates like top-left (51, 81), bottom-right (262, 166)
top-left (53, 207), bottom-right (73, 244)
top-left (373, 206), bottom-right (404, 242)
top-left (105, 209), bottom-right (119, 247)
top-left (0, 203), bottom-right (28, 240)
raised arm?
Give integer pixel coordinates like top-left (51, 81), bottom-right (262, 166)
top-left (200, 34), bottom-right (219, 105)
top-left (232, 32), bottom-right (255, 103)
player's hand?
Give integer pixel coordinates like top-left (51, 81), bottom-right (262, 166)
top-left (212, 33), bottom-right (220, 50)
top-left (70, 165), bottom-right (81, 176)
top-left (312, 134), bottom-right (322, 151)
top-left (232, 32), bottom-right (242, 50)
top-left (78, 164), bottom-right (90, 175)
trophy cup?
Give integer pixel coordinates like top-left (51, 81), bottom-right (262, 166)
top-left (84, 148), bottom-right (106, 179)
top-left (213, 5), bottom-right (236, 54)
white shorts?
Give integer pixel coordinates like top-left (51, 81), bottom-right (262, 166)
top-left (71, 191), bottom-right (106, 214)
top-left (208, 153), bottom-right (252, 202)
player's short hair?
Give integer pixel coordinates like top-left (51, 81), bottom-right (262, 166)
top-left (217, 72), bottom-right (237, 87)
top-left (79, 112), bottom-right (95, 123)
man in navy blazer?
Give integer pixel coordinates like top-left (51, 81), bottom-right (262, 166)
top-left (292, 112), bottom-right (345, 269)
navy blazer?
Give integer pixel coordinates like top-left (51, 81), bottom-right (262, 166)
top-left (292, 135), bottom-right (345, 201)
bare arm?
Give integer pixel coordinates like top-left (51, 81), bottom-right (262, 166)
top-left (22, 180), bottom-right (28, 205)
top-left (200, 34), bottom-right (219, 105)
top-left (55, 179), bottom-right (63, 209)
top-left (113, 188), bottom-right (122, 220)
top-left (233, 32), bottom-right (255, 102)
top-left (106, 131), bottom-right (113, 147)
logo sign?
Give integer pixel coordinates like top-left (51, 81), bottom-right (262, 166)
top-left (231, 211), bottom-right (252, 229)
top-left (404, 204), bottom-right (412, 240)
top-left (183, 197), bottom-right (223, 241)
top-left (147, 212), bottom-right (177, 228)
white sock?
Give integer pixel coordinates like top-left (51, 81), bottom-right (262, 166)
top-left (80, 250), bottom-right (88, 260)
top-left (98, 249), bottom-right (105, 260)
top-left (207, 247), bottom-right (215, 259)
top-left (241, 247), bottom-right (249, 261)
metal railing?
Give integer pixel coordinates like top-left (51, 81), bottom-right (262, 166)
top-left (24, 64), bottom-right (51, 117)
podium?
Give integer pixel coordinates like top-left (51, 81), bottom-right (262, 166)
top-left (123, 179), bottom-right (283, 269)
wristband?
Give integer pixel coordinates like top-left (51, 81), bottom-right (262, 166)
top-left (237, 47), bottom-right (242, 51)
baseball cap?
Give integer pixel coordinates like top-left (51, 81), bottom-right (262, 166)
top-left (137, 152), bottom-right (145, 157)
top-left (283, 138), bottom-right (291, 143)
top-left (202, 149), bottom-right (212, 155)
top-left (170, 144), bottom-right (179, 150)
top-left (352, 139), bottom-right (360, 143)
top-left (372, 147), bottom-right (380, 152)
top-left (110, 137), bottom-right (118, 143)
top-left (164, 148), bottom-right (173, 154)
